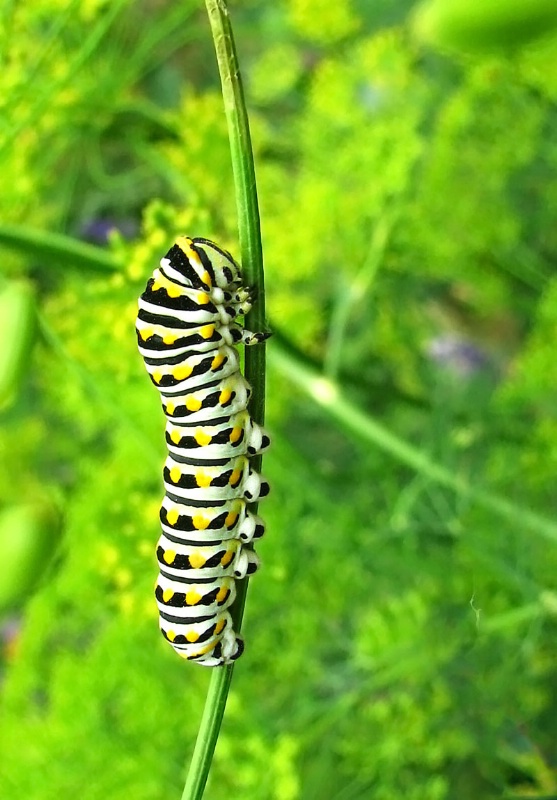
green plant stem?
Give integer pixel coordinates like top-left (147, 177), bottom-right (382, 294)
top-left (205, 0), bottom-right (266, 424)
top-left (0, 223), bottom-right (119, 272)
top-left (180, 668), bottom-right (233, 800)
top-left (181, 2), bottom-right (266, 799)
top-left (268, 341), bottom-right (557, 544)
top-left (324, 214), bottom-right (393, 380)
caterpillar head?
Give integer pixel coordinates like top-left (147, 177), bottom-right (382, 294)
top-left (162, 236), bottom-right (243, 292)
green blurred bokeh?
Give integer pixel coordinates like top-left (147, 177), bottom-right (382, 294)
top-left (1, 1), bottom-right (557, 798)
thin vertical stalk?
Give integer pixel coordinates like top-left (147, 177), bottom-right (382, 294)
top-left (205, 0), bottom-right (266, 429)
top-left (181, 2), bottom-right (266, 798)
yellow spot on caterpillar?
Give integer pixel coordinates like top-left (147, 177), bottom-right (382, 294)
top-left (200, 270), bottom-right (212, 287)
top-left (139, 327), bottom-right (153, 341)
top-left (192, 514), bottom-right (210, 530)
top-left (152, 276), bottom-right (180, 299)
top-left (166, 509), bottom-right (179, 526)
top-left (163, 332), bottom-right (177, 345)
top-left (194, 429), bottom-right (212, 447)
top-left (215, 618), bottom-right (226, 635)
top-left (169, 466), bottom-right (181, 483)
top-left (163, 549), bottom-right (176, 564)
top-left (185, 396), bottom-right (202, 411)
top-left (152, 370), bottom-right (163, 384)
top-left (200, 324), bottom-right (215, 339)
top-left (225, 510), bottom-right (239, 528)
top-left (162, 588), bottom-right (174, 603)
top-left (186, 630), bottom-right (200, 643)
top-left (185, 589), bottom-right (202, 605)
top-left (216, 586), bottom-right (229, 603)
top-left (165, 401), bottom-right (176, 414)
top-left (229, 426), bottom-right (242, 443)
top-left (173, 364), bottom-right (193, 380)
top-left (166, 284), bottom-right (182, 299)
top-left (166, 629), bottom-right (176, 641)
top-left (198, 293), bottom-right (210, 305)
top-left (219, 388), bottom-right (232, 405)
top-left (229, 468), bottom-right (242, 486)
top-left (220, 550), bottom-right (234, 567)
top-left (170, 429), bottom-right (182, 445)
top-left (195, 472), bottom-right (212, 488)
top-left (189, 552), bottom-right (207, 569)
top-left (211, 352), bottom-right (225, 371)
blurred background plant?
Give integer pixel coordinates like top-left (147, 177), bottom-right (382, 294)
top-left (1, 0), bottom-right (557, 798)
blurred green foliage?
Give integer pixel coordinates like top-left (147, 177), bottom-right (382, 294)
top-left (413, 0), bottom-right (557, 54)
top-left (1, 0), bottom-right (557, 798)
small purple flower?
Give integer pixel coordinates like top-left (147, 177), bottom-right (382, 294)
top-left (427, 335), bottom-right (489, 377)
top-left (81, 218), bottom-right (138, 245)
top-left (1, 614), bottom-right (22, 663)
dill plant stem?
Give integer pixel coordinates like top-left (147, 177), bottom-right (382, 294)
top-left (268, 343), bottom-right (557, 544)
top-left (181, 667), bottom-right (233, 800)
top-left (204, 0), bottom-right (266, 621)
top-left (182, 2), bottom-right (266, 799)
top-left (0, 223), bottom-right (118, 272)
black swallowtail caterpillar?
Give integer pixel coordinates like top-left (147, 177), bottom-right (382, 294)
top-left (136, 236), bottom-right (270, 667)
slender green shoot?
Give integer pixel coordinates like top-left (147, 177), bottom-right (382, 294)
top-left (0, 223), bottom-right (119, 273)
top-left (324, 214), bottom-right (394, 380)
top-left (269, 341), bottom-right (557, 544)
top-left (181, 2), bottom-right (266, 799)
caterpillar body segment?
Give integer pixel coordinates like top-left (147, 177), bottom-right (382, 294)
top-left (143, 345), bottom-right (241, 392)
top-left (155, 574), bottom-right (237, 619)
top-left (156, 533), bottom-right (260, 581)
top-left (159, 372), bottom-right (252, 424)
top-left (162, 454), bottom-right (269, 504)
top-left (171, 629), bottom-right (244, 666)
top-left (136, 235), bottom-right (269, 666)
top-left (164, 410), bottom-right (271, 463)
top-left (159, 495), bottom-right (265, 544)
